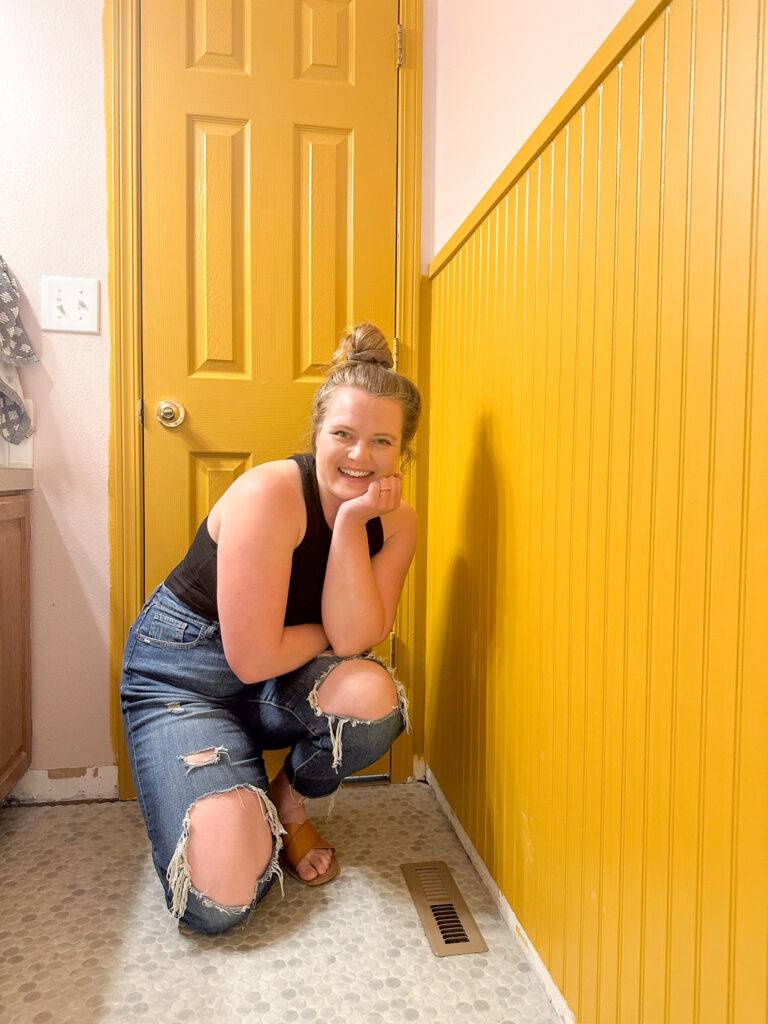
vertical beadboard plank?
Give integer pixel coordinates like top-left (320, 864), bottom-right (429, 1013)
top-left (527, 151), bottom-right (549, 948)
top-left (732, 4), bottom-right (768, 1019)
top-left (518, 164), bottom-right (540, 931)
top-left (464, 230), bottom-right (476, 848)
top-left (533, 147), bottom-right (553, 948)
top-left (424, 259), bottom-right (437, 768)
top-left (471, 224), bottom-right (483, 855)
top-left (699, 0), bottom-right (760, 1019)
top-left (494, 194), bottom-right (511, 898)
top-left (433, 255), bottom-right (457, 800)
top-left (507, 181), bottom-right (525, 908)
top-left (690, 0), bottom-right (730, 1019)
top-left (473, 217), bottom-right (487, 862)
top-left (437, 254), bottom-right (449, 796)
top-left (459, 240), bottom-right (470, 828)
top-left (638, 20), bottom-right (668, 1020)
top-left (631, 4), bottom-right (691, 1024)
top-left (510, 172), bottom-right (526, 915)
top-left (584, 64), bottom-right (620, 1024)
top-left (599, 46), bottom-right (639, 1024)
top-left (565, 93), bottom-right (599, 1014)
top-left (424, 261), bottom-right (437, 766)
top-left (551, 117), bottom-right (582, 991)
top-left (539, 134), bottom-right (566, 968)
top-left (667, 0), bottom-right (719, 1018)
top-left (640, 5), bottom-right (686, 1021)
top-left (640, 10), bottom-right (673, 1024)
top-left (484, 204), bottom-right (500, 875)
top-left (617, 18), bottom-right (662, 1023)
top-left (481, 212), bottom-right (493, 868)
top-left (466, 233), bottom-right (477, 838)
top-left (561, 105), bottom-right (587, 1001)
top-left (447, 243), bottom-right (460, 814)
top-left (658, 5), bottom-right (696, 1024)
top-left (477, 214), bottom-right (488, 865)
top-left (502, 195), bottom-right (513, 898)
top-left (576, 85), bottom-right (605, 1022)
top-left (481, 205), bottom-right (492, 871)
top-left (581, 82), bottom-right (608, 1023)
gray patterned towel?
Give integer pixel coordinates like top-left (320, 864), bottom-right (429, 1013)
top-left (0, 255), bottom-right (37, 444)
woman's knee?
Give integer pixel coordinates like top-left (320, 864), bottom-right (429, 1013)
top-left (183, 787), bottom-right (275, 910)
top-left (315, 658), bottom-right (399, 720)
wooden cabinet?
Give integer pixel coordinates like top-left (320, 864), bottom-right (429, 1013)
top-left (0, 493), bottom-right (31, 801)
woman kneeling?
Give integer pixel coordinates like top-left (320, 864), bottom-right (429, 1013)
top-left (120, 322), bottom-right (421, 934)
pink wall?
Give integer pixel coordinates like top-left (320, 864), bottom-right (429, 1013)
top-left (421, 0), bottom-right (636, 269)
top-left (0, 2), bottom-right (114, 774)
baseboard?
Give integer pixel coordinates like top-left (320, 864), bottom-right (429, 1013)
top-left (425, 766), bottom-right (575, 1024)
top-left (8, 766), bottom-right (119, 803)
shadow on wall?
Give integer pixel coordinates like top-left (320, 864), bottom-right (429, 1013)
top-left (430, 411), bottom-right (512, 879)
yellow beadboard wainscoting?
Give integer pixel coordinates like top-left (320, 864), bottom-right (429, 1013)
top-left (423, 0), bottom-right (767, 1022)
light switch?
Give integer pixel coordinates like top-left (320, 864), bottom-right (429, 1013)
top-left (41, 276), bottom-right (100, 334)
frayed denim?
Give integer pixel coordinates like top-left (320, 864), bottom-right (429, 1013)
top-left (120, 583), bottom-right (408, 934)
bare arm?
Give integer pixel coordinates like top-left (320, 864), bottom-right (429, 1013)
top-left (217, 470), bottom-right (330, 682)
top-left (321, 475), bottom-right (417, 657)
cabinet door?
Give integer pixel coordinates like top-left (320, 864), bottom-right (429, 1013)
top-left (0, 494), bottom-right (31, 801)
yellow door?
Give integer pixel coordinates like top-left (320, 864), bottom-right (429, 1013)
top-left (140, 0), bottom-right (399, 778)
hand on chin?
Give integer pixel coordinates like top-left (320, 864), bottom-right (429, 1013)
top-left (337, 473), bottom-right (402, 523)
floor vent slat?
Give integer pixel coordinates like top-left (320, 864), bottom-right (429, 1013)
top-left (400, 861), bottom-right (488, 957)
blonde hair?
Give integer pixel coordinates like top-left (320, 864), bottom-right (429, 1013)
top-left (309, 322), bottom-right (421, 467)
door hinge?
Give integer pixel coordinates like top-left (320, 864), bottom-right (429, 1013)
top-left (389, 631), bottom-right (397, 670)
top-left (393, 335), bottom-right (400, 370)
top-left (137, 398), bottom-right (144, 426)
top-left (397, 25), bottom-right (405, 69)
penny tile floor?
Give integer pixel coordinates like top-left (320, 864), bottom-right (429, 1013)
top-left (0, 783), bottom-right (560, 1024)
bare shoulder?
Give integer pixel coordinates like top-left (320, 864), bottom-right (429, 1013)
top-left (207, 459), bottom-right (304, 545)
top-left (380, 499), bottom-right (417, 545)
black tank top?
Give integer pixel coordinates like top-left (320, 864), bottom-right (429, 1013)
top-left (164, 453), bottom-right (384, 625)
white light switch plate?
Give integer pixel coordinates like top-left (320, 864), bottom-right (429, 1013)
top-left (41, 276), bottom-right (100, 334)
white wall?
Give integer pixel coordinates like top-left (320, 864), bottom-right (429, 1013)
top-left (0, 2), bottom-right (114, 777)
top-left (422, 0), bottom-right (636, 269)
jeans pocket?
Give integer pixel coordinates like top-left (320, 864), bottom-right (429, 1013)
top-left (137, 609), bottom-right (209, 649)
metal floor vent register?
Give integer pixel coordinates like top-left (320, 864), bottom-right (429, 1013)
top-left (400, 861), bottom-right (488, 957)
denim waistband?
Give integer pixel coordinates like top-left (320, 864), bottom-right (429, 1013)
top-left (145, 581), bottom-right (220, 631)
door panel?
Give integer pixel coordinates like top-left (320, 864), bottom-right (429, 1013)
top-left (141, 0), bottom-right (398, 779)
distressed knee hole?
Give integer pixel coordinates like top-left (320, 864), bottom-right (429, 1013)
top-left (306, 657), bottom-right (411, 772)
top-left (314, 660), bottom-right (399, 720)
top-left (166, 786), bottom-right (286, 920)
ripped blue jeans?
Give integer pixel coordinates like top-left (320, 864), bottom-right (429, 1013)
top-left (120, 583), bottom-right (409, 935)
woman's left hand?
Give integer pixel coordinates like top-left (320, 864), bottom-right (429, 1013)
top-left (337, 473), bottom-right (402, 524)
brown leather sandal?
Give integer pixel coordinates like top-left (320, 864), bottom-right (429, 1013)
top-left (279, 820), bottom-right (340, 886)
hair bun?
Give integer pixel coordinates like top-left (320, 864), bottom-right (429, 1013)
top-left (329, 321), bottom-right (393, 371)
top-left (346, 349), bottom-right (394, 368)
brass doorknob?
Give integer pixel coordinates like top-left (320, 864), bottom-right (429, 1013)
top-left (156, 400), bottom-right (185, 428)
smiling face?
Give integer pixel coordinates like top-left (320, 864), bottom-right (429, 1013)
top-left (314, 386), bottom-right (403, 513)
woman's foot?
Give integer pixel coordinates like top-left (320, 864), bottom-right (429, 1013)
top-left (269, 768), bottom-right (334, 882)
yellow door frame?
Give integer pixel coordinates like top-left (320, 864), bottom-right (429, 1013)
top-left (103, 0), bottom-right (425, 798)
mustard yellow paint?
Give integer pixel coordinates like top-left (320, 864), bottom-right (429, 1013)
top-left (140, 0), bottom-right (399, 588)
top-left (424, 0), bottom-right (768, 1021)
top-left (104, 0), bottom-right (144, 798)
